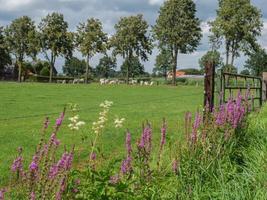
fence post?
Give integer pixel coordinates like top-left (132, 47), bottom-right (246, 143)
top-left (262, 72), bottom-right (267, 102)
top-left (204, 62), bottom-right (215, 112)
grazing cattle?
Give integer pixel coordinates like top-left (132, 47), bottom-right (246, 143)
top-left (150, 81), bottom-right (154, 86)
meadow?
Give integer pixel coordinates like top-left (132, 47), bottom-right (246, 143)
top-left (0, 82), bottom-right (202, 186)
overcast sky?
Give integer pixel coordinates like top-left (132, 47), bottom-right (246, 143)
top-left (0, 0), bottom-right (266, 73)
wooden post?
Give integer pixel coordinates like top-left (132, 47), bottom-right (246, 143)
top-left (262, 72), bottom-right (267, 102)
top-left (204, 62), bottom-right (215, 112)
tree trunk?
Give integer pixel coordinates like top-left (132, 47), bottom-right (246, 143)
top-left (85, 55), bottom-right (90, 84)
top-left (172, 49), bottom-right (178, 86)
top-left (225, 42), bottom-right (230, 66)
top-left (164, 66), bottom-right (167, 81)
top-left (126, 61), bottom-right (129, 84)
top-left (230, 51), bottom-right (235, 67)
top-left (49, 62), bottom-right (53, 83)
top-left (17, 61), bottom-right (22, 82)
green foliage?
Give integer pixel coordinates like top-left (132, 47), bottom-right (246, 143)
top-left (63, 57), bottom-right (86, 77)
top-left (76, 18), bottom-right (107, 83)
top-left (111, 14), bottom-right (152, 83)
top-left (95, 55), bottom-right (116, 78)
top-left (154, 47), bottom-right (172, 80)
top-left (199, 50), bottom-right (223, 72)
top-left (39, 12), bottom-right (74, 82)
top-left (222, 64), bottom-right (238, 73)
top-left (33, 60), bottom-right (50, 75)
top-left (180, 68), bottom-right (203, 75)
top-left (153, 0), bottom-right (202, 85)
top-left (121, 57), bottom-right (145, 78)
top-left (0, 27), bottom-right (11, 77)
top-left (210, 0), bottom-right (263, 66)
top-left (240, 69), bottom-right (250, 75)
top-left (245, 48), bottom-right (267, 76)
top-left (40, 66), bottom-right (50, 76)
top-left (5, 16), bottom-right (37, 82)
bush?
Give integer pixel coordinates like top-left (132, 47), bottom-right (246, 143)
top-left (40, 67), bottom-right (50, 76)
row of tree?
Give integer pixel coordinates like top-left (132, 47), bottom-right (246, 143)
top-left (0, 0), bottom-right (266, 85)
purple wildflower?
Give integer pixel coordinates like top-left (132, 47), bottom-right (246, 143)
top-left (191, 112), bottom-right (202, 144)
top-left (29, 161), bottom-right (38, 171)
top-left (50, 133), bottom-right (60, 147)
top-left (56, 177), bottom-right (66, 200)
top-left (43, 117), bottom-right (49, 130)
top-left (126, 132), bottom-right (132, 157)
top-left (90, 152), bottom-right (96, 161)
top-left (160, 120), bottom-right (167, 149)
top-left (120, 157), bottom-right (132, 175)
top-left (0, 188), bottom-right (6, 200)
top-left (30, 192), bottom-right (35, 200)
top-left (55, 112), bottom-right (65, 128)
top-left (109, 174), bottom-right (120, 185)
top-left (138, 124), bottom-right (152, 153)
top-left (11, 156), bottom-right (23, 173)
top-left (48, 164), bottom-right (58, 179)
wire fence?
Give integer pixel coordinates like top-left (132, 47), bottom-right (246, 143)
top-left (0, 92), bottom-right (203, 122)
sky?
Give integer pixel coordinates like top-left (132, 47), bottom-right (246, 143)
top-left (0, 0), bottom-right (266, 73)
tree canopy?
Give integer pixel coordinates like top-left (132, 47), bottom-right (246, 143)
top-left (245, 48), bottom-right (267, 76)
top-left (111, 14), bottom-right (152, 83)
top-left (96, 55), bottom-right (117, 78)
top-left (39, 12), bottom-right (73, 82)
top-left (199, 50), bottom-right (223, 72)
top-left (154, 47), bottom-right (172, 80)
top-left (121, 56), bottom-right (145, 78)
top-left (5, 16), bottom-right (36, 82)
top-left (0, 27), bottom-right (11, 77)
top-left (63, 57), bottom-right (86, 77)
top-left (153, 0), bottom-right (202, 85)
top-left (210, 0), bottom-right (263, 66)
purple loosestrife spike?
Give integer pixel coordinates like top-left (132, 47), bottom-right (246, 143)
top-left (55, 112), bottom-right (65, 128)
top-left (160, 120), bottom-right (167, 148)
top-left (43, 117), bottom-right (49, 130)
top-left (29, 161), bottom-right (38, 171)
top-left (30, 192), bottom-right (35, 200)
top-left (109, 174), bottom-right (120, 185)
top-left (0, 188), bottom-right (6, 200)
top-left (191, 113), bottom-right (201, 144)
top-left (126, 131), bottom-right (132, 157)
top-left (90, 152), bottom-right (96, 161)
top-left (56, 177), bottom-right (66, 200)
top-left (120, 157), bottom-right (132, 175)
top-left (11, 156), bottom-right (23, 173)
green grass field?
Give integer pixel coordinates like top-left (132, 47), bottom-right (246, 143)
top-left (0, 82), bottom-right (202, 185)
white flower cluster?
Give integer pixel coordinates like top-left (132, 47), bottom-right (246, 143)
top-left (114, 117), bottom-right (125, 128)
top-left (68, 115), bottom-right (85, 131)
top-left (92, 100), bottom-right (113, 134)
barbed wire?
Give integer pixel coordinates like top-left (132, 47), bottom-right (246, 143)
top-left (0, 92), bottom-right (203, 122)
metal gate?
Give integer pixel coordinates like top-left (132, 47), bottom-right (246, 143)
top-left (217, 71), bottom-right (262, 108)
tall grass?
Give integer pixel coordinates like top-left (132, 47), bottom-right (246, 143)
top-left (1, 97), bottom-right (267, 199)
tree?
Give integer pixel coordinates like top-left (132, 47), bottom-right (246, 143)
top-left (0, 27), bottom-right (11, 77)
top-left (5, 16), bottom-right (36, 82)
top-left (244, 48), bottom-right (267, 76)
top-left (121, 56), bottom-right (145, 78)
top-left (63, 57), bottom-right (86, 77)
top-left (154, 47), bottom-right (172, 80)
top-left (240, 69), bottom-right (250, 75)
top-left (199, 50), bottom-right (223, 72)
top-left (221, 64), bottom-right (237, 73)
top-left (76, 18), bottom-right (107, 83)
top-left (96, 55), bottom-right (116, 78)
top-left (210, 0), bottom-right (262, 66)
top-left (111, 14), bottom-right (152, 84)
top-left (153, 0), bottom-right (202, 85)
top-left (39, 12), bottom-right (73, 82)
